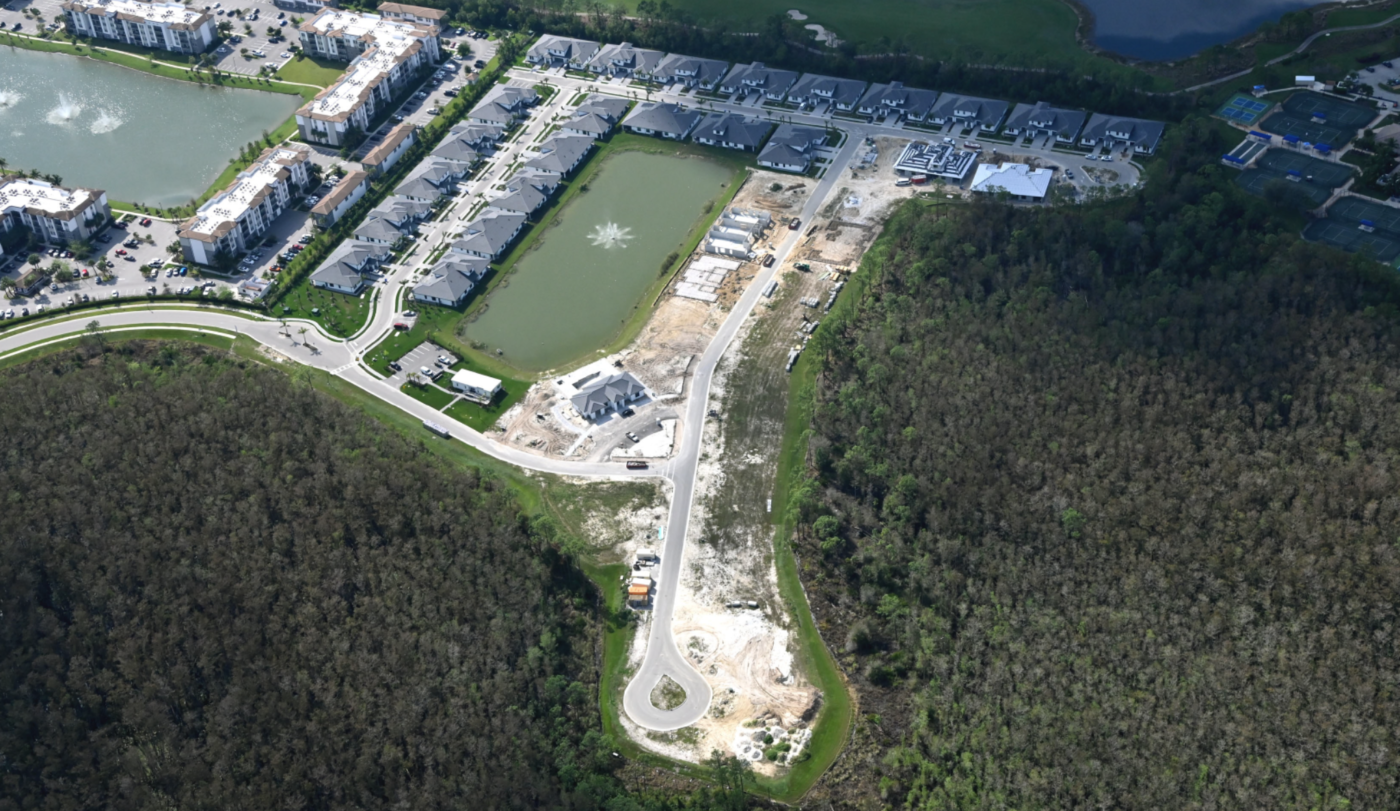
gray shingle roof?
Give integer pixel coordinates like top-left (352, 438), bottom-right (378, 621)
top-left (1003, 101), bottom-right (1087, 141)
top-left (576, 94), bottom-right (630, 123)
top-left (693, 113), bottom-right (772, 150)
top-left (395, 175), bottom-right (446, 200)
top-left (1080, 113), bottom-right (1165, 152)
top-left (448, 122), bottom-right (505, 149)
top-left (720, 61), bottom-right (798, 96)
top-left (490, 177), bottom-right (554, 214)
top-left (453, 210), bottom-right (527, 258)
top-left (525, 135), bottom-right (594, 174)
top-left (432, 136), bottom-right (481, 163)
top-left (930, 93), bottom-right (1010, 129)
top-left (588, 42), bottom-right (665, 75)
top-left (857, 82), bottom-right (939, 119)
top-left (787, 73), bottom-right (868, 108)
top-left (311, 239), bottom-right (388, 290)
top-left (571, 372), bottom-right (646, 416)
top-left (353, 216), bottom-right (404, 243)
top-left (413, 256), bottom-right (485, 303)
top-left (527, 34), bottom-right (599, 65)
top-left (372, 195), bottom-right (432, 227)
top-left (653, 53), bottom-right (728, 88)
top-left (622, 102), bottom-right (701, 138)
top-left (564, 112), bottom-right (612, 136)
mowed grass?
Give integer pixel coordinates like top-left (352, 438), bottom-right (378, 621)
top-left (274, 279), bottom-right (375, 338)
top-left (276, 55), bottom-right (349, 88)
top-left (618, 0), bottom-right (1136, 76)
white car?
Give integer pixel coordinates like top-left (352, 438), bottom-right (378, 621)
top-left (280, 51), bottom-right (292, 58)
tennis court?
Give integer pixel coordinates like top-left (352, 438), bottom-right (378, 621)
top-left (1234, 150), bottom-right (1353, 206)
top-left (1216, 94), bottom-right (1272, 126)
top-left (1304, 195), bottom-right (1400, 262)
top-left (1260, 92), bottom-right (1377, 147)
top-left (1256, 150), bottom-right (1355, 186)
top-left (1303, 219), bottom-right (1400, 262)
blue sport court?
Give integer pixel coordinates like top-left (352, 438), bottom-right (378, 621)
top-left (1217, 94), bottom-right (1271, 125)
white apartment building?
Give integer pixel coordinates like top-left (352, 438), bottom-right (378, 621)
top-left (0, 177), bottom-right (111, 249)
top-left (177, 144), bottom-right (313, 265)
top-left (62, 0), bottom-right (214, 54)
top-left (296, 9), bottom-right (441, 147)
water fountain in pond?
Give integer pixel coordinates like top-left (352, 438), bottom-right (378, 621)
top-left (0, 90), bottom-right (21, 108)
top-left (90, 109), bottom-right (123, 135)
top-left (46, 93), bottom-right (82, 126)
top-left (589, 221), bottom-right (634, 249)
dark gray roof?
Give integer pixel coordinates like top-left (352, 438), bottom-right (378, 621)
top-left (571, 372), bottom-right (645, 415)
top-left (448, 122), bottom-right (505, 148)
top-left (395, 175), bottom-right (446, 200)
top-left (1080, 113), bottom-right (1165, 151)
top-left (930, 93), bottom-right (1009, 128)
top-left (412, 155), bottom-right (470, 184)
top-left (757, 142), bottom-right (809, 168)
top-left (453, 210), bottom-right (527, 258)
top-left (372, 195), bottom-right (432, 226)
top-left (622, 102), bottom-right (701, 137)
top-left (525, 135), bottom-right (593, 174)
top-left (693, 113), bottom-right (772, 150)
top-left (354, 216), bottom-right (404, 243)
top-left (527, 34), bottom-right (599, 64)
top-left (653, 53), bottom-right (728, 87)
top-left (787, 73), bottom-right (868, 108)
top-left (589, 42), bottom-right (665, 75)
top-left (490, 175), bottom-right (555, 214)
top-left (432, 136), bottom-right (481, 163)
top-left (856, 82), bottom-right (939, 118)
top-left (757, 124), bottom-right (826, 168)
top-left (311, 240), bottom-right (388, 289)
top-left (467, 103), bottom-right (516, 125)
top-left (1004, 101), bottom-right (1087, 140)
top-left (413, 256), bottom-right (485, 303)
top-left (576, 94), bottom-right (630, 122)
top-left (564, 112), bottom-right (612, 136)
top-left (720, 61), bottom-right (799, 96)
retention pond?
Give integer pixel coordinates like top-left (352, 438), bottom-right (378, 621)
top-left (462, 149), bottom-right (734, 373)
top-left (0, 48), bottom-right (301, 206)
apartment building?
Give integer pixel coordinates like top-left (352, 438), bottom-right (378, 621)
top-left (296, 9), bottom-right (441, 147)
top-left (63, 0), bottom-right (214, 54)
top-left (0, 176), bottom-right (111, 248)
top-left (177, 144), bottom-right (313, 265)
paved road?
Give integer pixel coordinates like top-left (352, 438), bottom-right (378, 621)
top-left (621, 134), bottom-right (862, 730)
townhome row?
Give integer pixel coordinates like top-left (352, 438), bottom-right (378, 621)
top-left (0, 176), bottom-right (111, 252)
top-left (295, 6), bottom-right (442, 148)
top-left (524, 35), bottom-right (1165, 156)
top-left (63, 0), bottom-right (215, 54)
top-left (178, 143), bottom-right (313, 265)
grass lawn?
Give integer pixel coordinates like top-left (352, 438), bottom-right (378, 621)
top-left (441, 372), bottom-right (530, 432)
top-left (364, 300), bottom-right (466, 374)
top-left (275, 55), bottom-right (348, 87)
top-left (274, 278), bottom-right (374, 338)
top-left (400, 379), bottom-right (457, 409)
top-left (614, 0), bottom-right (1143, 80)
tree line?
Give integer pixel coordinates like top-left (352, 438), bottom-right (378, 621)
top-left (788, 117), bottom-right (1400, 809)
top-left (0, 342), bottom-right (752, 811)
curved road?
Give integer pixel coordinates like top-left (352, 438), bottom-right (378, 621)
top-left (0, 127), bottom-right (857, 730)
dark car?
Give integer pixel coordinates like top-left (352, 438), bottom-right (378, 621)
top-left (389, 361), bottom-right (403, 371)
top-left (620, 407), bottom-right (635, 418)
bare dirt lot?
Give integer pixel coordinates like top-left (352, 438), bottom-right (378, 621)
top-left (622, 167), bottom-right (895, 774)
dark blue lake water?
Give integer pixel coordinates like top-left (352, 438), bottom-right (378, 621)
top-left (1081, 0), bottom-right (1317, 61)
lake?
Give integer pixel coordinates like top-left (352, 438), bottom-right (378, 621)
top-left (1081, 0), bottom-right (1316, 61)
top-left (462, 150), bottom-right (734, 373)
top-left (0, 47), bottom-right (301, 206)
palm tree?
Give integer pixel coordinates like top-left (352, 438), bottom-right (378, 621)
top-left (297, 326), bottom-right (308, 346)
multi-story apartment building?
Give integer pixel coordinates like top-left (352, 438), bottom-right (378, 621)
top-left (177, 144), bottom-right (313, 265)
top-left (0, 176), bottom-right (110, 249)
top-left (295, 9), bottom-right (441, 147)
top-left (62, 0), bottom-right (214, 54)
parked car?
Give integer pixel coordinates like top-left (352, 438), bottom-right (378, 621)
top-left (620, 407), bottom-right (635, 418)
top-left (626, 460), bottom-right (648, 470)
top-left (389, 361), bottom-right (402, 371)
top-left (140, 217), bottom-right (152, 226)
top-left (626, 432), bottom-right (640, 442)
top-left (393, 322), bottom-right (409, 330)
top-left (788, 217), bottom-right (801, 230)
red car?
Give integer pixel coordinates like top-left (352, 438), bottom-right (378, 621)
top-left (115, 249), bottom-right (127, 255)
top-left (393, 322), bottom-right (409, 331)
top-left (140, 217), bottom-right (153, 226)
top-left (788, 217), bottom-right (801, 230)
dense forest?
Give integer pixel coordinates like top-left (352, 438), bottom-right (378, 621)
top-left (407, 0), bottom-right (1183, 117)
top-left (794, 119), bottom-right (1400, 809)
top-left (0, 344), bottom-right (745, 811)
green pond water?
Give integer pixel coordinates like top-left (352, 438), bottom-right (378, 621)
top-left (463, 150), bottom-right (733, 372)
